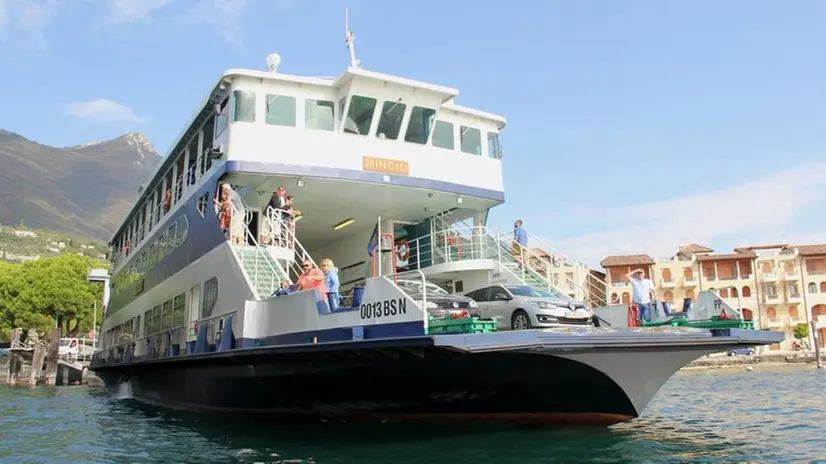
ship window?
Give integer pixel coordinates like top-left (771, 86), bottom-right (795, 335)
top-left (232, 90), bottom-right (256, 123)
top-left (163, 300), bottom-right (173, 330)
top-left (432, 120), bottom-right (455, 150)
top-left (404, 106), bottom-right (436, 144)
top-left (173, 294), bottom-right (186, 328)
top-left (487, 132), bottom-right (502, 159)
top-left (376, 100), bottom-right (406, 140)
top-left (215, 98), bottom-right (229, 136)
top-left (460, 126), bottom-right (482, 155)
top-left (265, 94), bottom-right (296, 127)
top-left (151, 305), bottom-right (161, 335)
top-left (201, 277), bottom-right (219, 319)
top-left (305, 99), bottom-right (335, 131)
top-left (344, 95), bottom-right (377, 135)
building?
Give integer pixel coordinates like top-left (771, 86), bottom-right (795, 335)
top-left (600, 243), bottom-right (826, 351)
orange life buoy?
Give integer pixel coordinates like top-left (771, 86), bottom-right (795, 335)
top-left (396, 239), bottom-right (410, 262)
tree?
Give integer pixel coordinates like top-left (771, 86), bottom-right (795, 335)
top-left (0, 254), bottom-right (107, 341)
top-left (793, 322), bottom-right (810, 349)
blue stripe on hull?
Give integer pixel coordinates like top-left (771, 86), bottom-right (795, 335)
top-left (239, 321), bottom-right (426, 348)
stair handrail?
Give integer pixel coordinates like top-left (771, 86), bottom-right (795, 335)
top-left (487, 227), bottom-right (608, 306)
top-left (265, 208), bottom-right (319, 281)
top-left (228, 202), bottom-right (283, 298)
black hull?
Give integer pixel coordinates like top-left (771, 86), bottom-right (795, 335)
top-left (92, 328), bottom-right (785, 426)
top-left (97, 346), bottom-right (634, 426)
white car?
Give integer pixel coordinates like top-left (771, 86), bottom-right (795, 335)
top-left (464, 284), bottom-right (593, 330)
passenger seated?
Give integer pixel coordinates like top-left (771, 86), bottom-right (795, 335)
top-left (296, 260), bottom-right (328, 295)
top-left (272, 279), bottom-right (295, 297)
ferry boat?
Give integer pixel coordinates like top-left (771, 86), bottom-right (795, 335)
top-left (90, 26), bottom-right (783, 426)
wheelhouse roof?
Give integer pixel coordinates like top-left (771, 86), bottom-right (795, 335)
top-left (110, 66), bottom-right (508, 243)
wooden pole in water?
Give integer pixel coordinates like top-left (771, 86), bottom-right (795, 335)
top-left (812, 320), bottom-right (823, 369)
top-left (6, 328), bottom-right (21, 386)
top-left (43, 328), bottom-right (60, 386)
top-left (27, 340), bottom-right (46, 387)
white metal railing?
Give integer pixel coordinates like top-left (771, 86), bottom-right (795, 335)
top-left (399, 222), bottom-right (605, 306)
top-left (97, 311), bottom-right (237, 364)
top-left (229, 202), bottom-right (289, 299)
top-left (264, 208), bottom-right (319, 281)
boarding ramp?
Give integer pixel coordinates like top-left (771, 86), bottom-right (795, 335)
top-left (238, 272), bottom-right (430, 347)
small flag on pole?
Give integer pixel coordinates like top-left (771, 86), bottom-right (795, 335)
top-left (367, 223), bottom-right (379, 257)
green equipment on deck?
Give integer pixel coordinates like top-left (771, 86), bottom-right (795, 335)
top-left (427, 316), bottom-right (497, 335)
top-left (640, 290), bottom-right (755, 329)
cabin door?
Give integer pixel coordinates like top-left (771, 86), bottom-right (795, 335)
top-left (187, 284), bottom-right (201, 341)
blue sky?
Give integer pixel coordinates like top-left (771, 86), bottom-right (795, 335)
top-left (2, 0), bottom-right (826, 266)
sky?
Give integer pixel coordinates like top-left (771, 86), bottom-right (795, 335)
top-left (1, 0), bottom-right (826, 268)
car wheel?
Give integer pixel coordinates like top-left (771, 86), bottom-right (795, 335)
top-left (511, 310), bottom-right (532, 330)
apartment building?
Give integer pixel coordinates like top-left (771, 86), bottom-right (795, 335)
top-left (600, 243), bottom-right (826, 351)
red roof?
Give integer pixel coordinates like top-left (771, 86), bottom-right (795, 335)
top-left (795, 244), bottom-right (826, 257)
top-left (600, 254), bottom-right (655, 267)
top-left (696, 251), bottom-right (756, 262)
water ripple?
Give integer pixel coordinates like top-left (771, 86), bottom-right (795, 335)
top-left (0, 366), bottom-right (825, 462)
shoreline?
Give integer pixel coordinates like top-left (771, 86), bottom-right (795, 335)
top-left (683, 352), bottom-right (824, 370)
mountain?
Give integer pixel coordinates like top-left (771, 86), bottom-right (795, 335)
top-left (0, 130), bottom-right (162, 241)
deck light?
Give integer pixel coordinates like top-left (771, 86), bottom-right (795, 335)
top-left (333, 218), bottom-right (355, 230)
top-left (457, 196), bottom-right (463, 204)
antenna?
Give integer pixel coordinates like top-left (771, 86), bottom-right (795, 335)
top-left (345, 8), bottom-right (360, 68)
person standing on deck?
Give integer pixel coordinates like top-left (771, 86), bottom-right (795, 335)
top-left (627, 269), bottom-right (655, 322)
top-left (512, 219), bottom-right (528, 268)
top-left (320, 258), bottom-right (340, 304)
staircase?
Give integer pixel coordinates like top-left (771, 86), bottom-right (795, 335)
top-left (227, 201), bottom-right (316, 300)
top-left (429, 219), bottom-right (609, 307)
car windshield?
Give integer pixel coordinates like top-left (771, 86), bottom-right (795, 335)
top-left (397, 280), bottom-right (450, 296)
top-left (507, 286), bottom-right (563, 298)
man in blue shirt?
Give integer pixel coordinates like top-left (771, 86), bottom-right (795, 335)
top-left (626, 269), bottom-right (655, 322)
top-left (512, 219), bottom-right (528, 268)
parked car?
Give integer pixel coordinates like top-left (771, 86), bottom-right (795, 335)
top-left (464, 284), bottom-right (593, 330)
top-left (395, 279), bottom-right (481, 319)
top-left (728, 347), bottom-right (755, 356)
top-left (58, 338), bottom-right (96, 361)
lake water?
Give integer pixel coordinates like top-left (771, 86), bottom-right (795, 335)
top-left (1, 366), bottom-right (825, 463)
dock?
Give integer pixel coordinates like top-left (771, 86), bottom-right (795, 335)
top-left (3, 328), bottom-right (93, 387)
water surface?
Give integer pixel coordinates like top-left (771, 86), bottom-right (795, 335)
top-left (1, 366), bottom-right (825, 463)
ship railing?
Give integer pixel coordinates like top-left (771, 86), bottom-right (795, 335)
top-left (401, 223), bottom-right (602, 306)
top-left (229, 202), bottom-right (287, 299)
top-left (264, 208), bottom-right (319, 281)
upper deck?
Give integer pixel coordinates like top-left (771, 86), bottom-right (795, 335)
top-left (108, 55), bottom-right (508, 273)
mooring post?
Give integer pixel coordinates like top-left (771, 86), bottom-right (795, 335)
top-left (27, 341), bottom-right (46, 387)
top-left (812, 321), bottom-right (823, 369)
top-left (6, 329), bottom-right (23, 386)
top-left (43, 328), bottom-right (60, 386)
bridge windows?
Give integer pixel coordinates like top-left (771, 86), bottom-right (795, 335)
top-left (487, 132), bottom-right (503, 159)
top-left (376, 100), bottom-right (406, 140)
top-left (232, 90), bottom-right (256, 123)
top-left (305, 99), bottom-right (335, 131)
top-left (460, 125), bottom-right (482, 155)
top-left (265, 94), bottom-right (296, 127)
top-left (344, 95), bottom-right (377, 135)
top-left (405, 106), bottom-right (436, 144)
top-left (432, 120), bottom-right (455, 150)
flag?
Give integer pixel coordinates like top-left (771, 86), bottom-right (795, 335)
top-left (367, 223), bottom-right (379, 257)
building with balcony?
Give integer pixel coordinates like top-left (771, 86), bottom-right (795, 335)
top-left (600, 242), bottom-right (826, 351)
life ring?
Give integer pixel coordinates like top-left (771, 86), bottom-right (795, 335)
top-left (396, 239), bottom-right (410, 262)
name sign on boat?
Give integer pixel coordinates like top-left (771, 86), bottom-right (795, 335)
top-left (362, 156), bottom-right (409, 176)
top-left (360, 298), bottom-right (407, 319)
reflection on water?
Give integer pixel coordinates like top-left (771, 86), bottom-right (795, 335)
top-left (0, 366), bottom-right (825, 463)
